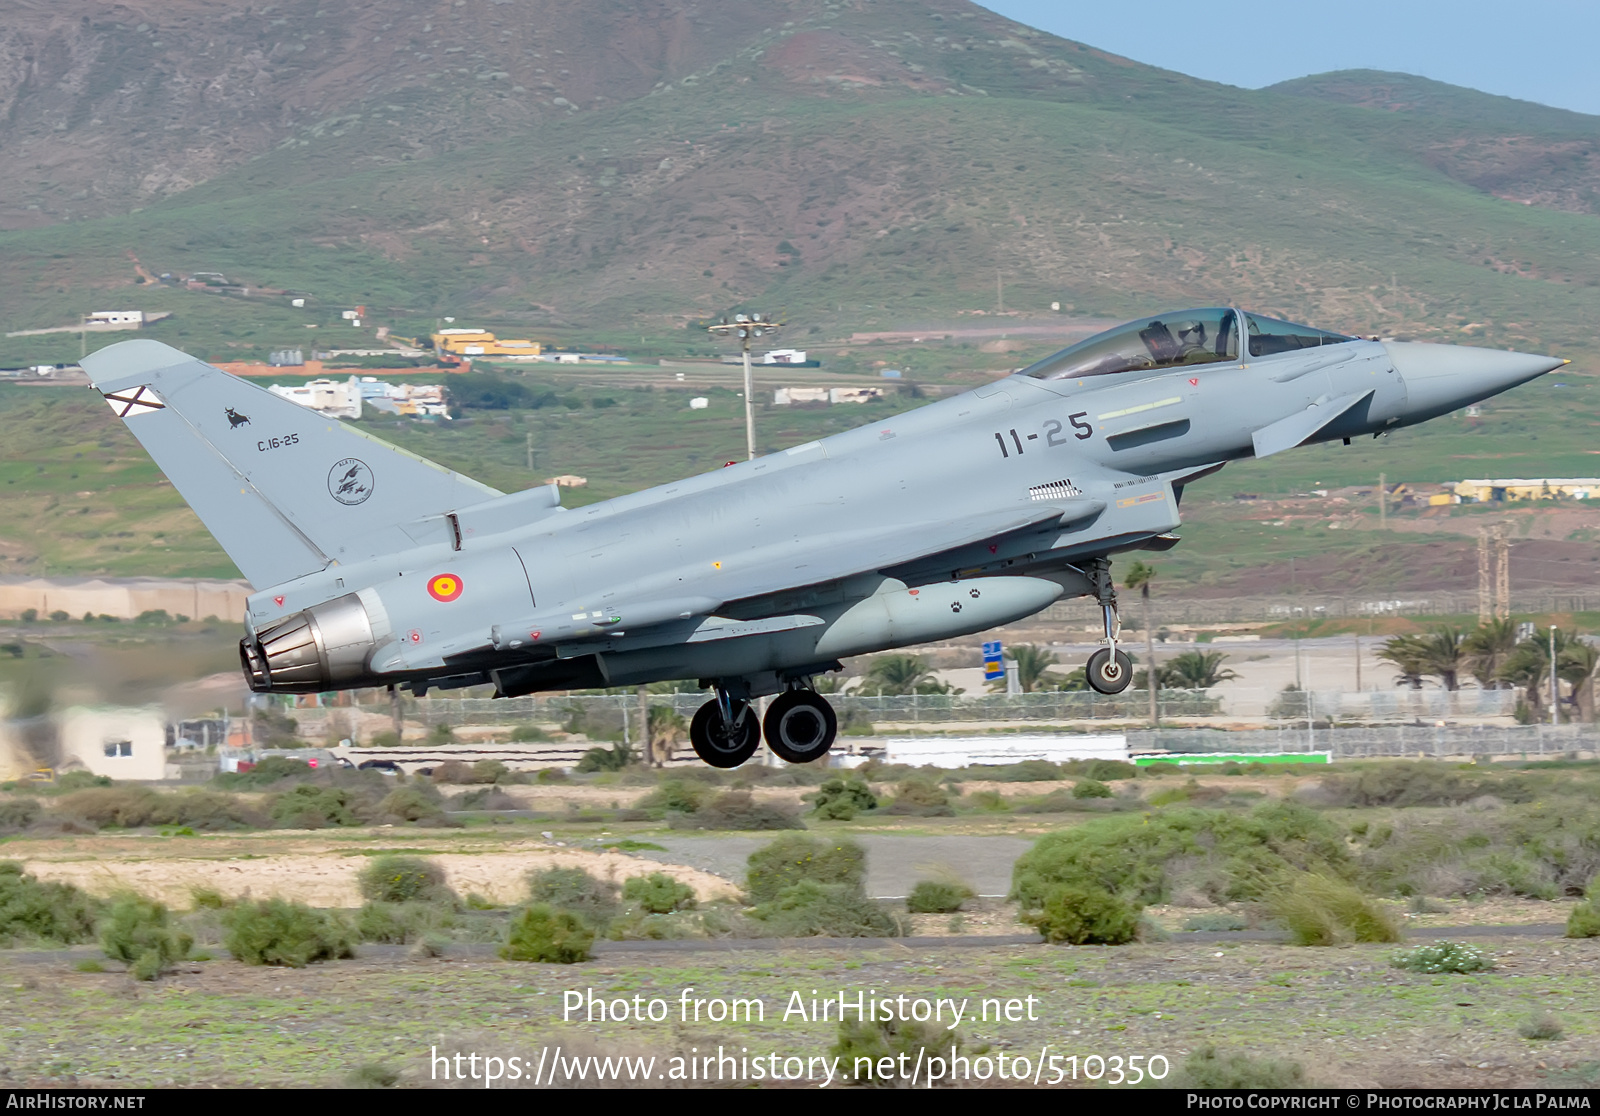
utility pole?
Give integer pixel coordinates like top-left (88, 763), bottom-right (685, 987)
top-left (526, 431), bottom-right (535, 473)
top-left (1477, 529), bottom-right (1492, 623)
top-left (1378, 473), bottom-right (1387, 529)
top-left (1549, 624), bottom-right (1559, 726)
top-left (637, 685), bottom-right (653, 766)
top-left (1495, 524), bottom-right (1510, 620)
top-left (707, 312), bottom-right (779, 461)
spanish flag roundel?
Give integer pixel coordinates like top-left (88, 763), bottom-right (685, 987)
top-left (427, 573), bottom-right (464, 602)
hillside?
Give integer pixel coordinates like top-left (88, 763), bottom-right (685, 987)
top-left (1, 0), bottom-right (1599, 358)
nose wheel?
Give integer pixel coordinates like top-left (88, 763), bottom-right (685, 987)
top-left (763, 689), bottom-right (838, 764)
top-left (689, 698), bottom-right (761, 768)
top-left (1086, 647), bottom-right (1134, 694)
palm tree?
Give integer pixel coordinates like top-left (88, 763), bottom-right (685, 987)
top-left (1162, 650), bottom-right (1240, 689)
top-left (1559, 640), bottom-right (1600, 721)
top-left (862, 653), bottom-right (938, 696)
top-left (1463, 618), bottom-right (1518, 688)
top-left (1124, 560), bottom-right (1158, 726)
top-left (1377, 633), bottom-right (1429, 689)
top-left (1416, 625), bottom-right (1468, 691)
top-left (1497, 627), bottom-right (1579, 720)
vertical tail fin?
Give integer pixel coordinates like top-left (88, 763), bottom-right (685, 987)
top-left (82, 339), bottom-right (500, 589)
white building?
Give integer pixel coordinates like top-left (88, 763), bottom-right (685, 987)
top-left (58, 707), bottom-right (168, 782)
top-left (87, 311), bottom-right (144, 326)
top-left (761, 349), bottom-right (808, 364)
top-left (267, 376), bottom-right (363, 420)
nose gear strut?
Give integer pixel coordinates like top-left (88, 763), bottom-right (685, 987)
top-left (1084, 557), bottom-right (1134, 694)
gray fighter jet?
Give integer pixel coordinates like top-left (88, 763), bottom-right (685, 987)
top-left (81, 308), bottom-right (1562, 766)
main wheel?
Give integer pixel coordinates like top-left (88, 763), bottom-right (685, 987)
top-left (1086, 647), bottom-right (1134, 694)
top-left (763, 690), bottom-right (838, 764)
top-left (689, 699), bottom-right (761, 768)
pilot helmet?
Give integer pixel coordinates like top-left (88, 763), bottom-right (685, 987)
top-left (1177, 320), bottom-right (1206, 341)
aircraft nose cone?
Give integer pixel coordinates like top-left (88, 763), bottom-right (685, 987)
top-left (1384, 341), bottom-right (1564, 418)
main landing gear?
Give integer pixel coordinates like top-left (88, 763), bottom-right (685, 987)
top-left (689, 685), bottom-right (838, 768)
top-left (1084, 557), bottom-right (1133, 695)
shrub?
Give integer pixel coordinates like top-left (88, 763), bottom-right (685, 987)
top-left (1517, 1012), bottom-right (1564, 1041)
top-left (271, 785), bottom-right (359, 829)
top-left (1316, 763), bottom-right (1496, 808)
top-left (374, 786), bottom-right (452, 826)
top-left (637, 779), bottom-right (705, 816)
top-left (1081, 759), bottom-right (1138, 781)
top-left (1272, 874), bottom-right (1401, 946)
top-left (527, 867), bottom-right (620, 929)
top-left (963, 789), bottom-right (1010, 813)
top-left (746, 834), bottom-right (867, 904)
top-left (907, 880), bottom-right (972, 914)
top-left (621, 873), bottom-right (696, 914)
top-left (358, 855), bottom-right (453, 904)
top-left (1358, 805), bottom-right (1593, 900)
top-left (212, 756), bottom-right (314, 789)
top-left (56, 787), bottom-right (264, 830)
top-left (98, 895), bottom-right (192, 980)
top-left (882, 777), bottom-right (954, 817)
top-left (510, 724), bottom-right (550, 742)
top-left (1567, 901), bottom-right (1600, 938)
top-left (1023, 884), bottom-right (1140, 945)
top-left (811, 775), bottom-right (877, 820)
top-left (222, 898), bottom-right (354, 967)
top-left (1072, 779), bottom-right (1113, 799)
top-left (0, 798), bottom-right (41, 832)
top-left (0, 861), bottom-right (100, 945)
top-left (1390, 940), bottom-right (1495, 973)
top-left (984, 760), bottom-right (1064, 782)
top-left (357, 901), bottom-right (450, 944)
top-left (832, 1016), bottom-right (986, 1086)
top-left (749, 880), bottom-right (903, 938)
top-left (501, 903), bottom-right (593, 962)
top-left (1011, 803), bottom-right (1350, 910)
top-left (345, 1062), bottom-right (401, 1088)
top-left (1169, 1045), bottom-right (1305, 1089)
top-left (670, 791), bottom-right (803, 831)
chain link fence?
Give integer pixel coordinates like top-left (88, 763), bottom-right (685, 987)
top-left (1035, 590), bottom-right (1600, 626)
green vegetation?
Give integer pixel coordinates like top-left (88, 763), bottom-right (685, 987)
top-left (526, 867), bottom-right (620, 932)
top-left (1269, 874), bottom-right (1402, 946)
top-left (98, 895), bottom-right (193, 981)
top-left (666, 790), bottom-right (805, 831)
top-left (1517, 1012), bottom-right (1565, 1041)
top-left (810, 774), bottom-right (878, 820)
top-left (0, 861), bottom-right (99, 946)
top-left (1022, 884), bottom-right (1141, 945)
top-left (1566, 878), bottom-right (1600, 939)
top-left (500, 904), bottom-right (594, 964)
top-left (832, 1016), bottom-right (986, 1087)
top-left (906, 879), bottom-right (973, 914)
top-left (620, 873), bottom-right (696, 915)
top-left (357, 856), bottom-right (454, 905)
top-left (1390, 940), bottom-right (1496, 974)
top-left (221, 899), bottom-right (354, 968)
top-left (746, 834), bottom-right (868, 905)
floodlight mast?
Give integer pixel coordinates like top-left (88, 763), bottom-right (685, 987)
top-left (707, 312), bottom-right (779, 460)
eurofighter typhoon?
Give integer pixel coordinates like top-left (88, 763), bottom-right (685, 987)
top-left (81, 309), bottom-right (1562, 766)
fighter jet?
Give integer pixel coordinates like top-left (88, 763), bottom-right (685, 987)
top-left (81, 308), bottom-right (1561, 767)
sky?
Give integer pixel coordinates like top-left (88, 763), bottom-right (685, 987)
top-left (980, 0), bottom-right (1600, 117)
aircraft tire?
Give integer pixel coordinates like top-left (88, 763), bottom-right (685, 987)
top-left (689, 700), bottom-right (762, 768)
top-left (763, 690), bottom-right (837, 764)
top-left (1086, 647), bottom-right (1134, 695)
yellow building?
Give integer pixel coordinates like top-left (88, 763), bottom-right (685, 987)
top-left (431, 328), bottom-right (542, 357)
top-left (1453, 478), bottom-right (1600, 502)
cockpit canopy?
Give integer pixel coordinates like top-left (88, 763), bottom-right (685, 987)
top-left (1020, 308), bottom-right (1356, 381)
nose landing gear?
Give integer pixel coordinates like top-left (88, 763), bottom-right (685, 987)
top-left (1084, 557), bottom-right (1134, 695)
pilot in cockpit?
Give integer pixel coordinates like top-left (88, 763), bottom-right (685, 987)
top-left (1175, 320), bottom-right (1210, 360)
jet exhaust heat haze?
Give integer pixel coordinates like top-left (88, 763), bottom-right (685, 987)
top-left (81, 308), bottom-right (1562, 767)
